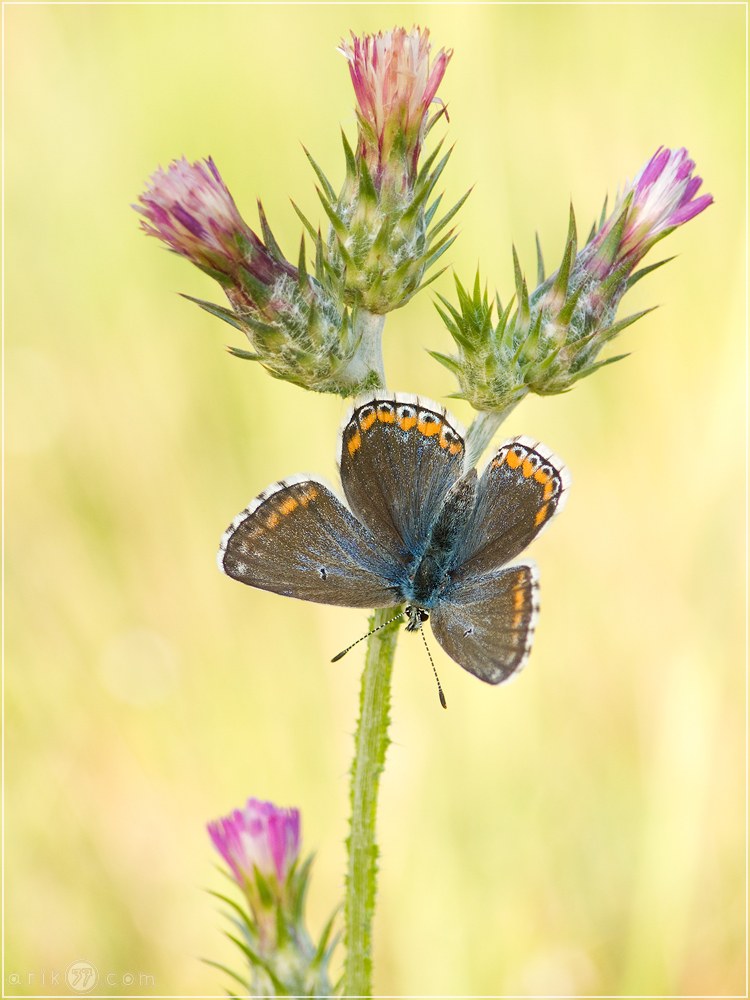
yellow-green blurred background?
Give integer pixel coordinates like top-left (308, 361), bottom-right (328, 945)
top-left (5, 4), bottom-right (745, 996)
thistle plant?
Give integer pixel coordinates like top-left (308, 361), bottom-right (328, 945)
top-left (432, 145), bottom-right (713, 464)
top-left (135, 25), bottom-right (711, 997)
top-left (205, 798), bottom-right (337, 996)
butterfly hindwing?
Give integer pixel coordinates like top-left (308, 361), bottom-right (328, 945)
top-left (218, 476), bottom-right (402, 609)
top-left (430, 562), bottom-right (540, 685)
top-left (339, 392), bottom-right (466, 565)
top-left (451, 436), bottom-right (570, 584)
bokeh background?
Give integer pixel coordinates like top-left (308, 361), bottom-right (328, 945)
top-left (5, 4), bottom-right (745, 997)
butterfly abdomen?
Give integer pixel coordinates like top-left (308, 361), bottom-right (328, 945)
top-left (407, 470), bottom-right (478, 606)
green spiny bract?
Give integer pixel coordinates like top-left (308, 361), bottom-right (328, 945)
top-left (432, 202), bottom-right (663, 412)
top-left (206, 856), bottom-right (340, 998)
top-left (294, 133), bottom-right (470, 316)
top-left (185, 203), bottom-right (382, 397)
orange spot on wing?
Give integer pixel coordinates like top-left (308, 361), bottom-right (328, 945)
top-left (449, 441), bottom-right (462, 455)
top-left (514, 587), bottom-right (525, 610)
top-left (535, 503), bottom-right (549, 526)
top-left (398, 414), bottom-right (417, 431)
top-left (377, 408), bottom-right (396, 423)
top-left (299, 488), bottom-right (319, 506)
top-left (359, 410), bottom-right (376, 431)
top-left (543, 481), bottom-right (555, 500)
top-left (418, 418), bottom-right (440, 436)
top-left (279, 497), bottom-right (299, 516)
top-left (522, 458), bottom-right (536, 478)
top-left (267, 512), bottom-right (280, 528)
top-left (512, 611), bottom-right (523, 628)
top-left (347, 430), bottom-right (362, 456)
top-left (534, 469), bottom-right (550, 485)
top-left (505, 449), bottom-right (522, 469)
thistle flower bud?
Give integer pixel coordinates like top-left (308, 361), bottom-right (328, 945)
top-left (433, 146), bottom-right (713, 423)
top-left (207, 798), bottom-right (337, 997)
top-left (339, 27), bottom-right (451, 200)
top-left (136, 157), bottom-right (382, 395)
top-left (296, 28), bottom-right (468, 315)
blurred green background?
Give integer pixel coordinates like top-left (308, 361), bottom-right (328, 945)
top-left (5, 4), bottom-right (745, 996)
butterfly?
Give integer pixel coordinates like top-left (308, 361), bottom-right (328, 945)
top-left (218, 392), bottom-right (570, 685)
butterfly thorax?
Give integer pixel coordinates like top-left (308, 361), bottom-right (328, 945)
top-left (402, 470), bottom-right (478, 608)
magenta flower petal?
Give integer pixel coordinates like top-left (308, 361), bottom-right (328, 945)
top-left (208, 797), bottom-right (300, 888)
top-left (338, 27), bottom-right (452, 187)
top-left (590, 146), bottom-right (713, 270)
top-left (136, 156), bottom-right (254, 270)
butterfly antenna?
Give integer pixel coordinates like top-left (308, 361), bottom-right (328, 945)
top-left (331, 610), bottom-right (406, 662)
top-left (419, 624), bottom-right (447, 709)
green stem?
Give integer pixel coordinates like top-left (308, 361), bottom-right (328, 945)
top-left (343, 604), bottom-right (403, 996)
top-left (463, 394), bottom-right (528, 469)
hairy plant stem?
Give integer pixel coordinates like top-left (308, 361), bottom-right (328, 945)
top-left (338, 309), bottom-right (387, 390)
top-left (343, 604), bottom-right (404, 996)
top-left (463, 394), bottom-right (527, 469)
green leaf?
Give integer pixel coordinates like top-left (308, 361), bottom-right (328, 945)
top-left (535, 232), bottom-right (546, 285)
top-left (226, 346), bottom-right (262, 361)
top-left (598, 193), bottom-right (609, 232)
top-left (598, 306), bottom-right (656, 342)
top-left (624, 256), bottom-right (676, 291)
top-left (180, 295), bottom-right (245, 331)
top-left (428, 350), bottom-right (463, 375)
top-left (224, 933), bottom-right (291, 996)
top-left (340, 128), bottom-right (357, 181)
top-left (297, 235), bottom-right (309, 293)
top-left (556, 279), bottom-right (585, 327)
top-left (256, 201), bottom-right (286, 262)
top-left (416, 138), bottom-right (445, 188)
top-left (357, 156), bottom-right (378, 210)
top-left (415, 264), bottom-right (450, 293)
top-left (313, 906), bottom-right (342, 966)
top-left (573, 352), bottom-right (630, 380)
top-left (316, 189), bottom-right (350, 243)
top-left (427, 186), bottom-right (472, 242)
top-left (424, 193), bottom-right (443, 228)
top-left (192, 261), bottom-right (235, 287)
top-left (206, 889), bottom-right (255, 931)
top-left (597, 191), bottom-right (632, 267)
top-left (420, 231), bottom-right (456, 271)
top-left (201, 958), bottom-right (251, 993)
top-left (290, 199), bottom-right (319, 243)
top-left (551, 205), bottom-right (578, 300)
top-left (424, 145), bottom-right (453, 195)
top-left (303, 146), bottom-right (336, 202)
top-left (512, 245), bottom-right (530, 329)
top-left (238, 264), bottom-right (271, 307)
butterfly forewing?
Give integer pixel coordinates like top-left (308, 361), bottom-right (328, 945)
top-left (218, 476), bottom-right (402, 609)
top-left (339, 392), bottom-right (466, 564)
top-left (431, 562), bottom-right (540, 684)
top-left (451, 437), bottom-right (570, 583)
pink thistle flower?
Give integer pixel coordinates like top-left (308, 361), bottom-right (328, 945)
top-left (338, 27), bottom-right (452, 188)
top-left (135, 157), bottom-right (261, 273)
top-left (208, 797), bottom-right (300, 888)
top-left (588, 146), bottom-right (713, 276)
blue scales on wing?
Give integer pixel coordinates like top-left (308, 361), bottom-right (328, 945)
top-left (338, 392), bottom-right (466, 566)
top-left (218, 475), bottom-right (402, 609)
